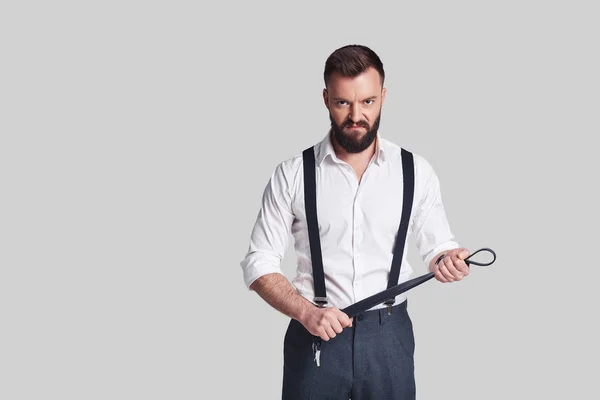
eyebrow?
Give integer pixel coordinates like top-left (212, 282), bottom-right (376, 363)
top-left (332, 96), bottom-right (378, 102)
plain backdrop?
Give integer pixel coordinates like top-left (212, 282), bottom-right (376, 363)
top-left (1, 1), bottom-right (599, 399)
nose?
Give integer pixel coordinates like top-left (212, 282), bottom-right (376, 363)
top-left (349, 103), bottom-right (361, 123)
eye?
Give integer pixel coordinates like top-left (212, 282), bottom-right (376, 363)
top-left (365, 99), bottom-right (375, 105)
top-left (337, 100), bottom-right (348, 106)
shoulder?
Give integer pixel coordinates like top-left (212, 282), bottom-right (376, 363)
top-left (266, 150), bottom-right (305, 202)
top-left (274, 150), bottom-right (304, 182)
top-left (380, 137), bottom-right (436, 180)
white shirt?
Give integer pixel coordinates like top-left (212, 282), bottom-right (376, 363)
top-left (240, 130), bottom-right (460, 311)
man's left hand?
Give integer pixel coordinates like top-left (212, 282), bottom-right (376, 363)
top-left (433, 248), bottom-right (470, 283)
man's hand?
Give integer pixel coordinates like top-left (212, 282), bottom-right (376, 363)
top-left (433, 247), bottom-right (470, 283)
top-left (249, 273), bottom-right (352, 341)
top-left (300, 306), bottom-right (353, 341)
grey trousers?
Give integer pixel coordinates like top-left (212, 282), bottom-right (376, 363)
top-left (282, 300), bottom-right (416, 400)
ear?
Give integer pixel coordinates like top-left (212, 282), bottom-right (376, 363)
top-left (323, 88), bottom-right (330, 110)
top-left (381, 87), bottom-right (386, 106)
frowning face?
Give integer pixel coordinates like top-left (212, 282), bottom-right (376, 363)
top-left (323, 66), bottom-right (386, 153)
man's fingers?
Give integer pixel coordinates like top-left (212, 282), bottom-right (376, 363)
top-left (452, 251), bottom-right (470, 275)
top-left (330, 318), bottom-right (344, 334)
top-left (316, 326), bottom-right (332, 341)
top-left (443, 256), bottom-right (463, 280)
top-left (455, 259), bottom-right (469, 275)
top-left (336, 311), bottom-right (353, 328)
top-left (438, 263), bottom-right (455, 281)
top-left (434, 267), bottom-right (448, 282)
top-left (312, 308), bottom-right (353, 341)
top-left (325, 326), bottom-right (336, 340)
top-left (458, 248), bottom-right (470, 260)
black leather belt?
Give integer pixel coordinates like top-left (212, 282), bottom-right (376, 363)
top-left (302, 145), bottom-right (498, 368)
top-left (341, 247), bottom-right (497, 318)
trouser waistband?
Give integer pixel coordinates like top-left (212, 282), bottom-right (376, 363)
top-left (351, 299), bottom-right (408, 324)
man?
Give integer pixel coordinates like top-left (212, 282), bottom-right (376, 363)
top-left (240, 44), bottom-right (471, 399)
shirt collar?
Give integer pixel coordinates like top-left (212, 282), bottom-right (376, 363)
top-left (316, 129), bottom-right (387, 166)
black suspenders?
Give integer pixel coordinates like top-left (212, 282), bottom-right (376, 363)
top-left (384, 147), bottom-right (415, 312)
top-left (302, 146), bottom-right (415, 314)
top-left (302, 147), bottom-right (328, 307)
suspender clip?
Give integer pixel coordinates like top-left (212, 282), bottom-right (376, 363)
top-left (384, 299), bottom-right (395, 315)
top-left (314, 297), bottom-right (328, 308)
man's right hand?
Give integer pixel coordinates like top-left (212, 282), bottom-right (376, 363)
top-left (300, 306), bottom-right (353, 341)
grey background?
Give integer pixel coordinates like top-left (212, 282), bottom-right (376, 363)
top-left (1, 1), bottom-right (598, 399)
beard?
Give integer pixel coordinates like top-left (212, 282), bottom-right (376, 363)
top-left (329, 111), bottom-right (381, 154)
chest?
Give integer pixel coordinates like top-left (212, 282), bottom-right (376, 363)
top-left (293, 162), bottom-right (409, 239)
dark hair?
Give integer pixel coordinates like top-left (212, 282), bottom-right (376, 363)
top-left (324, 45), bottom-right (385, 87)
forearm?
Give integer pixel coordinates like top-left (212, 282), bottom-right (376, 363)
top-left (249, 272), bottom-right (315, 323)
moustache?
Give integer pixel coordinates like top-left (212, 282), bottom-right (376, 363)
top-left (341, 120), bottom-right (370, 130)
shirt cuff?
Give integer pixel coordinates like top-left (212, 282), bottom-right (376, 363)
top-left (241, 252), bottom-right (285, 290)
top-left (423, 240), bottom-right (461, 267)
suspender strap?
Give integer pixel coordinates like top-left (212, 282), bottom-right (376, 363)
top-left (302, 145), bottom-right (415, 309)
top-left (302, 147), bottom-right (328, 306)
top-left (383, 148), bottom-right (415, 306)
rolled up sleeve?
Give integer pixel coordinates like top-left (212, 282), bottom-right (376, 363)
top-left (410, 156), bottom-right (460, 267)
top-left (240, 161), bottom-right (295, 290)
